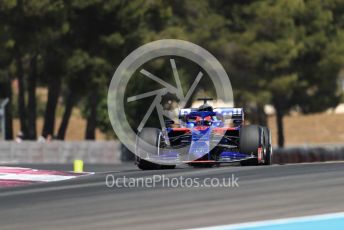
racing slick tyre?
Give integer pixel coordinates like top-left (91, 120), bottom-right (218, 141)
top-left (136, 128), bottom-right (176, 170)
top-left (239, 125), bottom-right (261, 166)
top-left (262, 127), bottom-right (272, 165)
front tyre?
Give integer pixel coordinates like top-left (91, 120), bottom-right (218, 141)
top-left (239, 125), bottom-right (261, 166)
top-left (135, 128), bottom-right (176, 170)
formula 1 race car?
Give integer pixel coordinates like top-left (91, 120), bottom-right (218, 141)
top-left (135, 98), bottom-right (272, 170)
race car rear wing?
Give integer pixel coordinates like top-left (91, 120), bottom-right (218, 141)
top-left (179, 108), bottom-right (244, 125)
top-left (214, 108), bottom-right (244, 126)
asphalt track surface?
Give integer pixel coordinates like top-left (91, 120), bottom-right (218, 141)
top-left (0, 162), bottom-right (344, 230)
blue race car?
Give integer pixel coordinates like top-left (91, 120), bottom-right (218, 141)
top-left (135, 98), bottom-right (272, 170)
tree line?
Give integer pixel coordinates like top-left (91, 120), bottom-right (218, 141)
top-left (0, 0), bottom-right (343, 146)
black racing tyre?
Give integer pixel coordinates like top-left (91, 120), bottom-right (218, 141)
top-left (239, 125), bottom-right (261, 155)
top-left (239, 125), bottom-right (261, 166)
top-left (262, 127), bottom-right (272, 165)
top-left (136, 128), bottom-right (176, 170)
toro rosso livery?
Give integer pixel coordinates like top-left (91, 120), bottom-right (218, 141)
top-left (135, 98), bottom-right (272, 170)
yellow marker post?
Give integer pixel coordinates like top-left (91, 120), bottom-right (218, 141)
top-left (74, 159), bottom-right (84, 173)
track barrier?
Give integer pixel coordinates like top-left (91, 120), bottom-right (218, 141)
top-left (273, 144), bottom-right (344, 164)
top-left (0, 141), bottom-right (343, 164)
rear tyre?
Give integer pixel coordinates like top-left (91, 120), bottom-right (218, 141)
top-left (239, 125), bottom-right (261, 166)
top-left (262, 127), bottom-right (272, 165)
top-left (135, 128), bottom-right (176, 170)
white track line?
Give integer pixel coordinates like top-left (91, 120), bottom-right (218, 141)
top-left (0, 173), bottom-right (77, 182)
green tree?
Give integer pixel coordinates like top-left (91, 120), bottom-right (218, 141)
top-left (218, 0), bottom-right (343, 147)
top-left (1, 0), bottom-right (67, 139)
